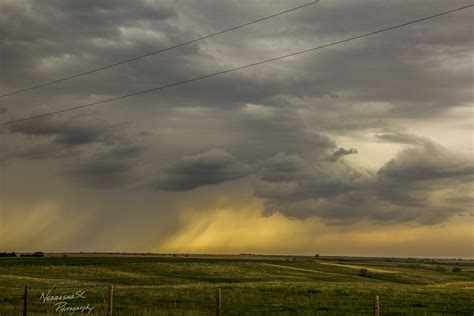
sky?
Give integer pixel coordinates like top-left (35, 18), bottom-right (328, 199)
top-left (0, 0), bottom-right (473, 257)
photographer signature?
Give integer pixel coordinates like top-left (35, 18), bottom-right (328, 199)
top-left (40, 285), bottom-right (95, 314)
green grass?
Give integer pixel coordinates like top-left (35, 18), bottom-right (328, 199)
top-left (0, 256), bottom-right (473, 315)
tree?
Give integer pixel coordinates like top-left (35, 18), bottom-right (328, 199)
top-left (359, 268), bottom-right (372, 278)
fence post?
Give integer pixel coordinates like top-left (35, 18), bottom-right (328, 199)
top-left (107, 285), bottom-right (113, 316)
top-left (23, 285), bottom-right (29, 316)
top-left (215, 287), bottom-right (222, 316)
top-left (373, 295), bottom-right (379, 316)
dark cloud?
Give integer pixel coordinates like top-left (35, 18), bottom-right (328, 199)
top-left (100, 145), bottom-right (146, 160)
top-left (378, 148), bottom-right (474, 182)
top-left (0, 0), bottom-right (200, 102)
top-left (375, 139), bottom-right (474, 221)
top-left (153, 149), bottom-right (250, 191)
top-left (329, 147), bottom-right (358, 162)
top-left (254, 151), bottom-right (372, 217)
top-left (171, 0), bottom-right (473, 117)
top-left (375, 133), bottom-right (474, 213)
top-left (66, 144), bottom-right (146, 188)
top-left (259, 153), bottom-right (306, 182)
top-left (5, 113), bottom-right (148, 187)
top-left (231, 107), bottom-right (336, 160)
top-left (8, 117), bottom-right (122, 146)
top-left (4, 115), bottom-right (149, 166)
top-left (377, 133), bottom-right (474, 182)
top-left (73, 160), bottom-right (130, 178)
top-left (9, 143), bottom-right (81, 160)
top-left (1, 0), bottom-right (470, 116)
top-left (252, 134), bottom-right (473, 224)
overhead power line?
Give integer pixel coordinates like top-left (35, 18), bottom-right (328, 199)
top-left (1, 4), bottom-right (472, 127)
top-left (0, 1), bottom-right (319, 98)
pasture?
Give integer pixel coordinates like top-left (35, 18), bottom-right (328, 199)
top-left (0, 254), bottom-right (473, 315)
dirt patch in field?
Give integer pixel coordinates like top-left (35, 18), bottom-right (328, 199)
top-left (259, 263), bottom-right (326, 274)
top-left (429, 281), bottom-right (474, 289)
top-left (319, 262), bottom-right (399, 273)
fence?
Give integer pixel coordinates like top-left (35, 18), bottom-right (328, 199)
top-left (1, 283), bottom-right (471, 315)
top-left (16, 285), bottom-right (388, 316)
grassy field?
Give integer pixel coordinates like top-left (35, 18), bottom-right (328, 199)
top-left (0, 254), bottom-right (473, 315)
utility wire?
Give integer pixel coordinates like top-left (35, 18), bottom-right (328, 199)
top-left (1, 4), bottom-right (472, 126)
top-left (0, 1), bottom-right (319, 98)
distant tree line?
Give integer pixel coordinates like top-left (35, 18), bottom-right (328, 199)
top-left (20, 251), bottom-right (45, 257)
top-left (0, 251), bottom-right (45, 257)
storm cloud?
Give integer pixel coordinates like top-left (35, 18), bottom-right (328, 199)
top-left (0, 0), bottom-right (472, 254)
top-left (8, 117), bottom-right (124, 146)
top-left (153, 149), bottom-right (251, 191)
top-left (66, 144), bottom-right (146, 187)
